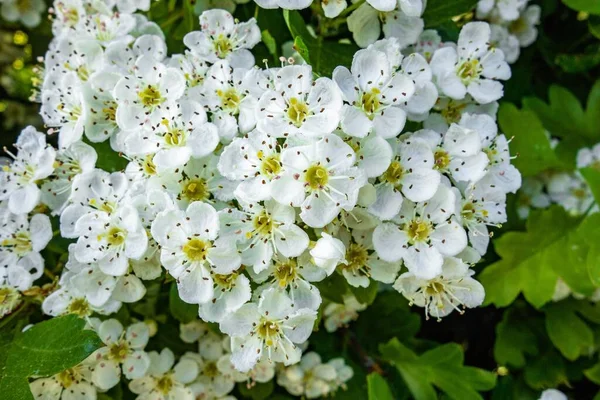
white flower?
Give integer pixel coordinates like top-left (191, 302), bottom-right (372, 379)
top-left (218, 129), bottom-right (283, 202)
top-left (333, 48), bottom-right (415, 139)
top-left (30, 355), bottom-right (98, 400)
top-left (41, 141), bottom-right (97, 215)
top-left (339, 132), bottom-right (393, 178)
top-left (201, 60), bottom-right (269, 141)
top-left (510, 5), bottom-right (541, 47)
top-left (277, 351), bottom-right (351, 398)
top-left (1, 127), bottom-right (55, 214)
top-left (476, 0), bottom-right (527, 22)
top-left (323, 294), bottom-right (366, 332)
top-left (256, 65), bottom-right (343, 139)
top-left (373, 184), bottom-right (468, 279)
top-left (310, 232), bottom-right (347, 276)
top-left (220, 288), bottom-right (317, 372)
top-left (430, 22), bottom-right (511, 104)
top-left (91, 319), bottom-right (151, 390)
top-left (129, 348), bottom-right (198, 400)
top-left (72, 204), bottom-right (148, 276)
top-left (122, 100), bottom-right (219, 172)
top-left (577, 142), bottom-right (600, 169)
top-left (151, 201), bottom-right (241, 304)
top-left (1, 212), bottom-right (51, 278)
top-left (76, 12), bottom-right (137, 45)
top-left (411, 122), bottom-right (489, 184)
top-left (516, 177), bottom-right (550, 219)
top-left (347, 4), bottom-right (424, 48)
top-left (368, 137), bottom-right (440, 220)
top-left (423, 96), bottom-right (498, 133)
top-left (367, 0), bottom-right (424, 15)
top-left (113, 55), bottom-right (186, 130)
top-left (169, 51), bottom-right (209, 99)
top-left (394, 256), bottom-right (485, 320)
top-left (1, 0), bottom-right (45, 28)
top-left (198, 267), bottom-right (252, 323)
top-left (0, 261), bottom-right (37, 317)
top-left (184, 10), bottom-right (260, 69)
top-left (490, 24), bottom-right (520, 64)
top-left (271, 135), bottom-right (366, 228)
top-left (254, 0), bottom-right (312, 10)
top-left (336, 227), bottom-right (401, 287)
top-left (539, 389), bottom-right (568, 400)
top-left (219, 200), bottom-right (309, 273)
top-left (546, 172), bottom-right (593, 216)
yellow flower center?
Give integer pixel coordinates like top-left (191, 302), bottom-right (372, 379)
top-left (405, 219), bottom-right (432, 243)
top-left (434, 150), bottom-right (451, 170)
top-left (102, 101), bottom-right (117, 122)
top-left (359, 88), bottom-right (381, 119)
top-left (57, 369), bottom-right (77, 388)
top-left (142, 155), bottom-right (157, 176)
top-left (108, 341), bottom-right (129, 362)
top-left (183, 238), bottom-right (210, 262)
top-left (156, 375), bottom-right (174, 394)
top-left (256, 318), bottom-right (280, 347)
top-left (425, 281), bottom-right (445, 297)
top-left (67, 298), bottom-right (92, 317)
top-left (164, 128), bottom-right (186, 147)
top-left (456, 59), bottom-right (482, 85)
top-left (305, 164), bottom-right (329, 190)
top-left (215, 34), bottom-right (233, 58)
top-left (343, 243), bottom-right (369, 274)
top-left (183, 179), bottom-right (209, 202)
top-left (138, 85), bottom-right (163, 108)
top-left (213, 271), bottom-right (238, 289)
top-left (258, 152), bottom-right (282, 177)
top-left (0, 287), bottom-right (21, 318)
top-left (249, 210), bottom-right (274, 238)
top-left (440, 101), bottom-right (467, 124)
top-left (217, 88), bottom-right (241, 111)
top-left (287, 97), bottom-right (310, 127)
top-left (203, 362), bottom-right (220, 378)
top-left (381, 160), bottom-right (404, 185)
top-left (104, 226), bottom-right (126, 247)
top-left (273, 259), bottom-right (298, 288)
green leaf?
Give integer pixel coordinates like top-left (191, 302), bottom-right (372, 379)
top-left (590, 16), bottom-right (600, 39)
top-left (523, 350), bottom-right (568, 389)
top-left (349, 280), bottom-right (379, 305)
top-left (481, 207), bottom-right (600, 308)
top-left (380, 338), bottom-right (496, 400)
top-left (314, 272), bottom-right (349, 303)
top-left (87, 140), bottom-right (127, 172)
top-left (261, 30), bottom-right (278, 59)
top-left (585, 362), bottom-right (600, 385)
top-left (494, 308), bottom-right (539, 368)
top-left (497, 103), bottom-right (561, 177)
top-left (0, 315), bottom-right (103, 400)
top-left (562, 0), bottom-right (600, 14)
top-left (555, 45), bottom-right (600, 73)
top-left (368, 373), bottom-right (394, 400)
top-left (169, 283), bottom-right (198, 323)
top-left (544, 301), bottom-right (595, 360)
top-left (586, 80), bottom-right (600, 141)
top-left (283, 10), bottom-right (357, 76)
top-left (580, 167), bottom-right (600, 205)
top-left (237, 380), bottom-right (274, 400)
top-left (422, 0), bottom-right (478, 28)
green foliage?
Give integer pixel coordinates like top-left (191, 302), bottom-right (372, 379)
top-left (379, 338), bottom-right (496, 400)
top-left (367, 373), bottom-right (394, 400)
top-left (544, 300), bottom-right (595, 360)
top-left (497, 103), bottom-right (561, 176)
top-left (422, 0), bottom-right (478, 28)
top-left (283, 10), bottom-right (357, 76)
top-left (480, 206), bottom-right (600, 308)
top-left (315, 272), bottom-right (379, 306)
top-left (88, 139), bottom-right (127, 172)
top-left (0, 315), bottom-right (103, 400)
top-left (494, 307), bottom-right (539, 368)
top-left (562, 0), bottom-right (600, 14)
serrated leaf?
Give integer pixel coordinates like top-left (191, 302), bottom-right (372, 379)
top-left (380, 338), bottom-right (496, 400)
top-left (368, 373), bottom-right (394, 400)
top-left (562, 0), bottom-right (600, 14)
top-left (422, 0), bottom-right (478, 28)
top-left (169, 283), bottom-right (197, 323)
top-left (497, 103), bottom-right (561, 176)
top-left (544, 301), bottom-right (595, 360)
top-left (494, 308), bottom-right (539, 368)
top-left (283, 10), bottom-right (357, 76)
top-left (0, 315), bottom-right (102, 400)
top-left (523, 349), bottom-right (568, 389)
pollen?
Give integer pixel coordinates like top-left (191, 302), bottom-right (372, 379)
top-left (305, 164), bottom-right (329, 190)
top-left (183, 238), bottom-right (210, 262)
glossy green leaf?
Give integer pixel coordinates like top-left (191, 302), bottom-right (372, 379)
top-left (88, 140), bottom-right (127, 172)
top-left (368, 373), bottom-right (394, 400)
top-left (283, 10), bottom-right (357, 76)
top-left (497, 103), bottom-right (561, 176)
top-left (562, 0), bottom-right (600, 14)
top-left (380, 338), bottom-right (496, 400)
top-left (422, 0), bottom-right (478, 28)
top-left (0, 315), bottom-right (102, 400)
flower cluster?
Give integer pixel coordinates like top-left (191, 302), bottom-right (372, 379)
top-left (0, 0), bottom-right (525, 396)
